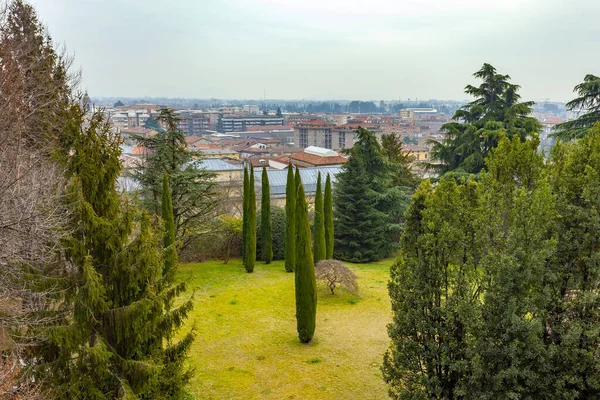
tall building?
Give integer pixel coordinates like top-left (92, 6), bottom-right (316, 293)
top-left (293, 119), bottom-right (335, 149)
top-left (219, 115), bottom-right (284, 133)
top-left (174, 110), bottom-right (211, 135)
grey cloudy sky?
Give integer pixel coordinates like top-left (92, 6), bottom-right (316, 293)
top-left (30, 0), bottom-right (600, 101)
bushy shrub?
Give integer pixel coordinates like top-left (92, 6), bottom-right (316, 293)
top-left (257, 206), bottom-right (286, 260)
top-left (180, 215), bottom-right (242, 263)
top-left (315, 260), bottom-right (359, 295)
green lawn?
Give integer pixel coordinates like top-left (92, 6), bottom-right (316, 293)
top-left (176, 258), bottom-right (394, 400)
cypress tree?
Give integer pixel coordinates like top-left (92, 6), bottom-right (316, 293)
top-left (285, 164), bottom-right (296, 272)
top-left (244, 165), bottom-right (256, 272)
top-left (324, 174), bottom-right (334, 260)
top-left (242, 166), bottom-right (249, 263)
top-left (162, 171), bottom-right (176, 281)
top-left (43, 110), bottom-right (194, 399)
top-left (313, 172), bottom-right (326, 263)
top-left (260, 166), bottom-right (273, 264)
top-left (295, 174), bottom-right (317, 343)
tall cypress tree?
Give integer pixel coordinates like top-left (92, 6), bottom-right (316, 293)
top-left (162, 171), bottom-right (176, 281)
top-left (285, 164), bottom-right (296, 272)
top-left (313, 172), bottom-right (326, 263)
top-left (295, 173), bottom-right (317, 343)
top-left (261, 166), bottom-right (273, 264)
top-left (244, 165), bottom-right (256, 273)
top-left (324, 174), bottom-right (334, 260)
top-left (242, 166), bottom-right (249, 264)
top-left (42, 110), bottom-right (194, 399)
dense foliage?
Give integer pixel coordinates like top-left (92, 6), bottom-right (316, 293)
top-left (323, 174), bottom-right (334, 260)
top-left (130, 108), bottom-right (217, 249)
top-left (285, 164), bottom-right (296, 272)
top-left (257, 207), bottom-right (287, 261)
top-left (243, 165), bottom-right (257, 273)
top-left (384, 126), bottom-right (600, 399)
top-left (294, 171), bottom-right (317, 343)
top-left (553, 74), bottom-right (600, 140)
top-left (41, 110), bottom-right (193, 399)
top-left (313, 172), bottom-right (326, 263)
top-left (429, 63), bottom-right (541, 175)
top-left (334, 127), bottom-right (411, 262)
top-left (260, 167), bottom-right (273, 264)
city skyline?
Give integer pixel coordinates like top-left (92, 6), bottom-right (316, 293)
top-left (31, 0), bottom-right (600, 102)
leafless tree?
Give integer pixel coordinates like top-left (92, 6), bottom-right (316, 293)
top-left (315, 260), bottom-right (359, 295)
top-left (0, 1), bottom-right (79, 397)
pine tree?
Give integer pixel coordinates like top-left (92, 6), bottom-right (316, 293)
top-left (429, 63), bottom-right (541, 175)
top-left (41, 110), bottom-right (194, 399)
top-left (260, 166), bottom-right (273, 264)
top-left (130, 108), bottom-right (217, 249)
top-left (295, 173), bottom-right (317, 343)
top-left (285, 164), bottom-right (296, 272)
top-left (553, 75), bottom-right (600, 140)
top-left (324, 174), bottom-right (334, 260)
top-left (313, 172), bottom-right (326, 263)
top-left (333, 128), bottom-right (389, 262)
top-left (244, 165), bottom-right (256, 273)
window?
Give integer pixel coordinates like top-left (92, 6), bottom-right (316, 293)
top-left (339, 131), bottom-right (346, 149)
top-left (325, 129), bottom-right (332, 149)
top-left (299, 128), bottom-right (308, 148)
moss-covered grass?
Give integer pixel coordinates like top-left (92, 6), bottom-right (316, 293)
top-left (177, 258), bottom-right (393, 400)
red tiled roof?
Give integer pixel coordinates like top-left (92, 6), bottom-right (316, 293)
top-left (289, 151), bottom-right (347, 166)
top-left (184, 136), bottom-right (203, 144)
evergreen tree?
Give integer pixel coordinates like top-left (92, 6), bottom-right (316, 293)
top-left (41, 110), bottom-right (194, 399)
top-left (295, 173), bottom-right (317, 343)
top-left (553, 74), bottom-right (600, 140)
top-left (333, 128), bottom-right (389, 262)
top-left (380, 133), bottom-right (419, 187)
top-left (429, 63), bottom-right (541, 175)
top-left (162, 171), bottom-right (176, 281)
top-left (276, 106), bottom-right (283, 117)
top-left (244, 165), bottom-right (256, 273)
top-left (285, 164), bottom-right (296, 272)
top-left (144, 114), bottom-right (162, 131)
top-left (313, 172), bottom-right (326, 263)
top-left (260, 167), bottom-right (273, 264)
top-left (114, 100), bottom-right (124, 107)
top-left (324, 174), bottom-right (334, 260)
top-left (544, 123), bottom-right (600, 397)
top-left (242, 166), bottom-right (249, 264)
top-left (130, 108), bottom-right (217, 249)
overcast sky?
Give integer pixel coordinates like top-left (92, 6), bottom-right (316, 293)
top-left (30, 0), bottom-right (600, 101)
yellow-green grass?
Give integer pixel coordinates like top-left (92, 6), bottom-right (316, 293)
top-left (176, 258), bottom-right (394, 400)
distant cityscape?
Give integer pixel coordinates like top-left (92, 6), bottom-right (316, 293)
top-left (96, 97), bottom-right (569, 182)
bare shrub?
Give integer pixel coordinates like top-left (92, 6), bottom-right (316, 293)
top-left (315, 260), bottom-right (359, 295)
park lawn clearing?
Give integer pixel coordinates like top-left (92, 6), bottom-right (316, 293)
top-left (176, 258), bottom-right (394, 400)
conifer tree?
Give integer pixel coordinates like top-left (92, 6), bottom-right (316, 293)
top-left (295, 173), bottom-right (317, 343)
top-left (285, 164), bottom-right (296, 272)
top-left (41, 110), bottom-right (194, 399)
top-left (324, 174), bottom-right (334, 260)
top-left (162, 171), bottom-right (176, 281)
top-left (242, 166), bottom-right (249, 264)
top-left (313, 172), bottom-right (326, 263)
top-left (429, 63), bottom-right (541, 175)
top-left (130, 108), bottom-right (217, 249)
top-left (260, 166), bottom-right (273, 264)
top-left (244, 165), bottom-right (256, 273)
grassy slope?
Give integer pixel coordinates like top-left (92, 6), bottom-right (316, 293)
top-left (176, 258), bottom-right (393, 400)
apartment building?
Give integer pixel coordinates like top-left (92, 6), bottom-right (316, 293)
top-left (219, 115), bottom-right (284, 133)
